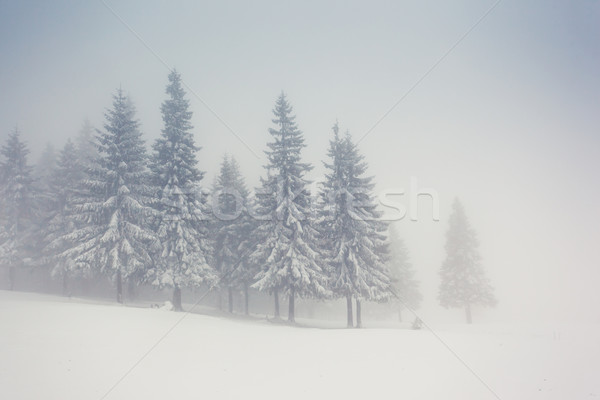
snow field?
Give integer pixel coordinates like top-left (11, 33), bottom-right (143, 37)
top-left (1, 290), bottom-right (598, 400)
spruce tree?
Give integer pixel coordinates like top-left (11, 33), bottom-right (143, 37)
top-left (318, 122), bottom-right (392, 327)
top-left (34, 143), bottom-right (59, 273)
top-left (0, 128), bottom-right (36, 290)
top-left (61, 89), bottom-right (158, 303)
top-left (212, 155), bottom-right (254, 314)
top-left (318, 122), bottom-right (352, 326)
top-left (149, 70), bottom-right (216, 311)
top-left (438, 198), bottom-right (496, 323)
top-left (251, 93), bottom-right (328, 323)
top-left (42, 139), bottom-right (86, 295)
top-left (388, 224), bottom-right (422, 322)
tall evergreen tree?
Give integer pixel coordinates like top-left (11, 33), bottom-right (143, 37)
top-left (438, 198), bottom-right (496, 323)
top-left (212, 155), bottom-right (255, 314)
top-left (251, 93), bottom-right (328, 323)
top-left (42, 139), bottom-right (86, 295)
top-left (318, 122), bottom-right (351, 325)
top-left (34, 142), bottom-right (59, 273)
top-left (319, 122), bottom-right (392, 327)
top-left (61, 89), bottom-right (158, 303)
top-left (0, 128), bottom-right (36, 290)
top-left (237, 195), bottom-right (259, 316)
top-left (388, 224), bottom-right (422, 322)
top-left (149, 70), bottom-right (216, 311)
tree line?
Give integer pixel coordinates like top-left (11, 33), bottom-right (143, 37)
top-left (0, 70), bottom-right (495, 325)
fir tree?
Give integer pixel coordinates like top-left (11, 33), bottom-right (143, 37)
top-left (212, 155), bottom-right (254, 314)
top-left (42, 139), bottom-right (86, 295)
top-left (438, 198), bottom-right (496, 323)
top-left (251, 93), bottom-right (328, 323)
top-left (34, 142), bottom-right (59, 273)
top-left (388, 224), bottom-right (422, 322)
top-left (149, 70), bottom-right (216, 311)
top-left (318, 122), bottom-right (392, 327)
top-left (0, 128), bottom-right (37, 290)
top-left (61, 89), bottom-right (158, 303)
top-left (237, 196), bottom-right (259, 316)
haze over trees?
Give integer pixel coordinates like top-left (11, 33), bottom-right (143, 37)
top-left (0, 71), bottom-right (497, 326)
top-left (33, 143), bottom-right (57, 193)
top-left (438, 198), bottom-right (496, 323)
top-left (74, 119), bottom-right (98, 168)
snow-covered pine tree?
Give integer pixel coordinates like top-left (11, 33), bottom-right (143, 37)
top-left (251, 93), bottom-right (328, 323)
top-left (42, 139), bottom-right (86, 296)
top-left (438, 198), bottom-right (496, 323)
top-left (388, 224), bottom-right (422, 322)
top-left (61, 89), bottom-right (158, 303)
top-left (251, 171), bottom-right (282, 317)
top-left (33, 143), bottom-right (59, 271)
top-left (211, 155), bottom-right (255, 314)
top-left (318, 123), bottom-right (392, 327)
top-left (318, 121), bottom-right (352, 326)
top-left (237, 195), bottom-right (259, 316)
top-left (42, 121), bottom-right (98, 296)
top-left (0, 128), bottom-right (37, 290)
top-left (149, 70), bottom-right (216, 311)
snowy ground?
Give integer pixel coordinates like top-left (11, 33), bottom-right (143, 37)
top-left (1, 290), bottom-right (598, 400)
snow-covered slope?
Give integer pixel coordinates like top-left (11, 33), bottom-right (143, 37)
top-left (0, 290), bottom-right (597, 399)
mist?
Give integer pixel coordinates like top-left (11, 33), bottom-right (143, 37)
top-left (1, 1), bottom-right (599, 399)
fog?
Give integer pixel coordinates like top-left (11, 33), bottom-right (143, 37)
top-left (1, 0), bottom-right (599, 326)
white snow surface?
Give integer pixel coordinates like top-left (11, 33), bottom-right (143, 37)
top-left (0, 290), bottom-right (598, 400)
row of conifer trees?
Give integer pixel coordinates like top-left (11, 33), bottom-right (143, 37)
top-left (1, 70), bottom-right (494, 325)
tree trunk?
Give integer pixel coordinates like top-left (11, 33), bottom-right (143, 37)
top-left (8, 266), bottom-right (15, 291)
top-left (173, 285), bottom-right (183, 311)
top-left (346, 295), bottom-right (353, 328)
top-left (273, 289), bottom-right (280, 319)
top-left (355, 298), bottom-right (362, 328)
top-left (398, 309), bottom-right (402, 322)
top-left (465, 303), bottom-right (472, 324)
top-left (217, 289), bottom-right (223, 310)
top-left (228, 287), bottom-right (233, 313)
top-left (288, 289), bottom-right (295, 323)
top-left (243, 283), bottom-right (249, 316)
top-left (116, 269), bottom-right (123, 304)
top-left (62, 272), bottom-right (69, 297)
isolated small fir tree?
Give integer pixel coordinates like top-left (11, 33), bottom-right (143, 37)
top-left (438, 198), bottom-right (496, 323)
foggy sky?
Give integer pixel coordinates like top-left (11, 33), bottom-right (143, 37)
top-left (1, 0), bottom-right (598, 323)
